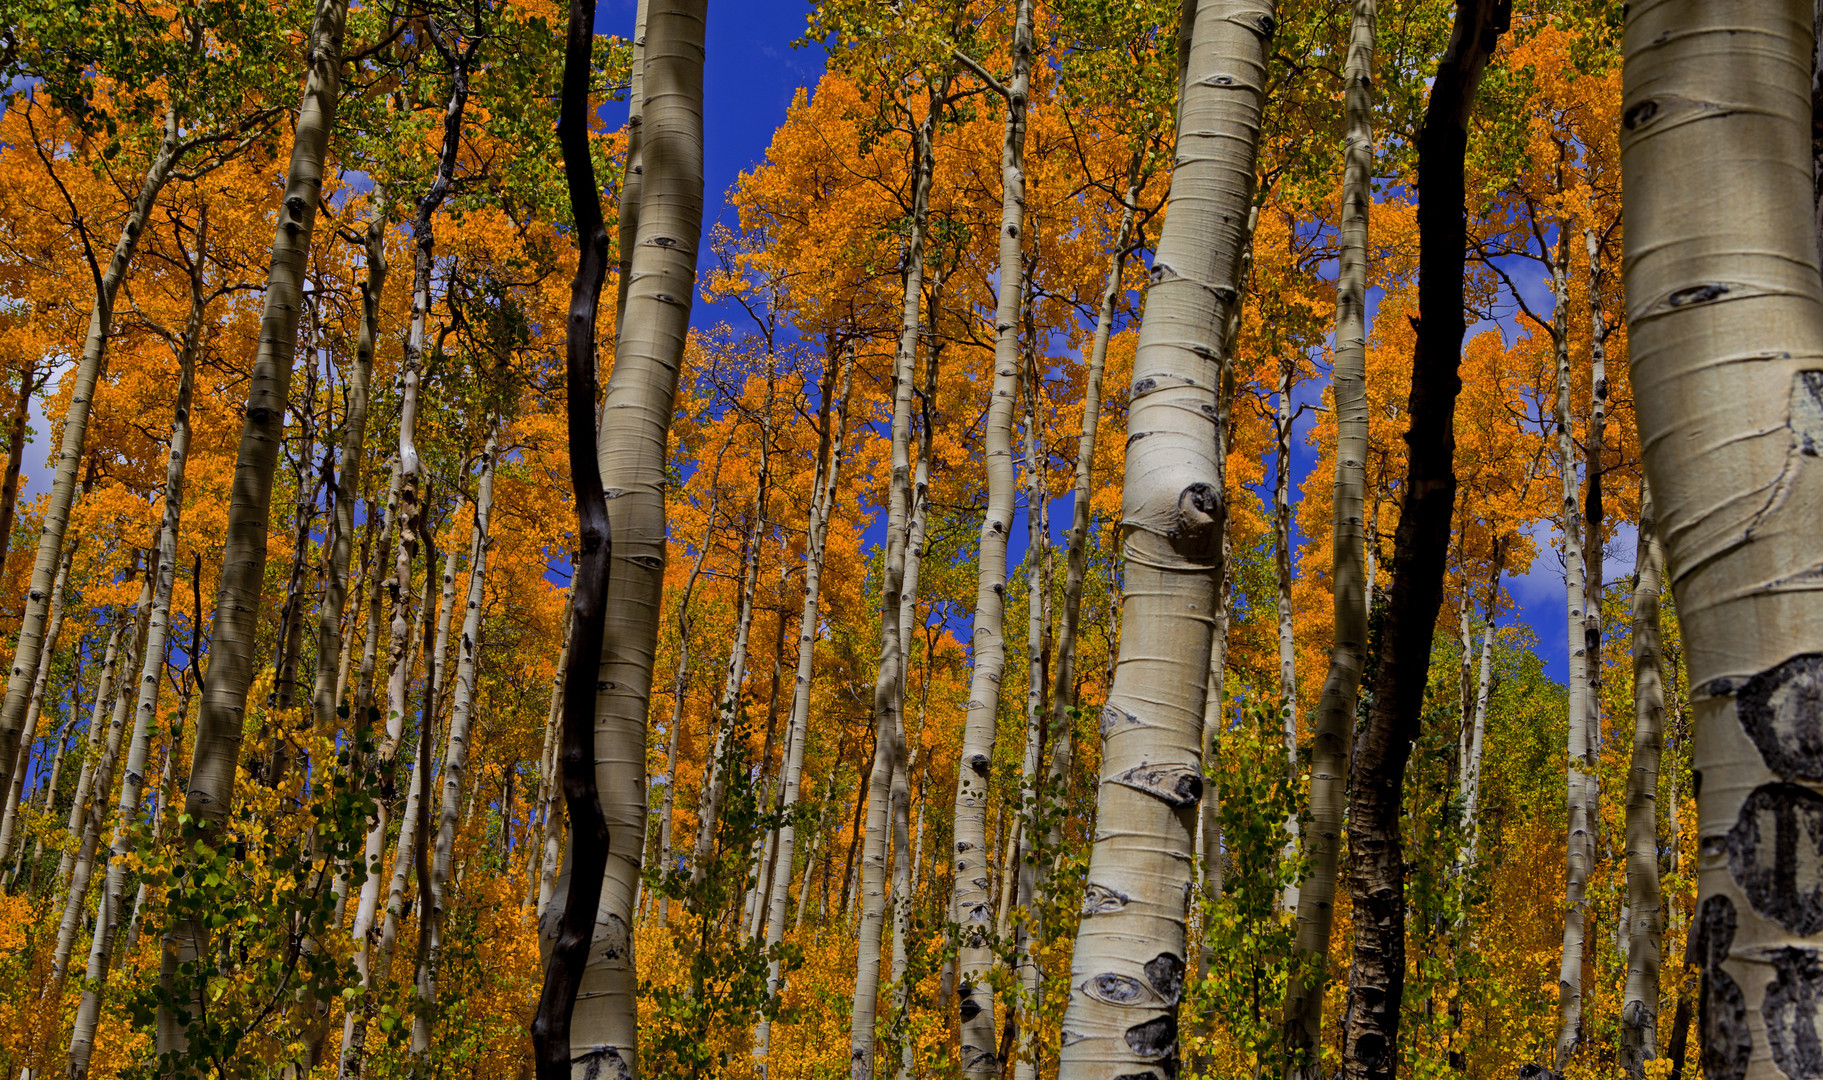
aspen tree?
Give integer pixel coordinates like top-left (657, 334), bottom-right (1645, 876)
top-left (1552, 218), bottom-right (1594, 1072)
top-left (0, 365), bottom-right (41, 586)
top-left (1055, 1), bottom-right (1273, 1075)
top-left (1458, 561), bottom-right (1500, 872)
top-left (1272, 352), bottom-right (1300, 914)
top-left (949, 7), bottom-right (1033, 1070)
top-left (560, 0), bottom-right (706, 1067)
top-left (1620, 488), bottom-right (1665, 1078)
top-left (1284, 0), bottom-right (1373, 1059)
top-left (851, 65), bottom-right (949, 1080)
top-left (66, 213), bottom-right (208, 1080)
top-left (157, 0), bottom-right (349, 1054)
top-left (1617, 4), bottom-right (1823, 1074)
top-left (754, 351), bottom-right (853, 1077)
top-left (1339, 0), bottom-right (1508, 1073)
top-left (54, 601), bottom-right (131, 890)
top-left (530, 592), bottom-right (571, 918)
top-left (420, 422), bottom-right (499, 1045)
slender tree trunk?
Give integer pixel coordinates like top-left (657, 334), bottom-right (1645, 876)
top-left (1284, 1), bottom-right (1373, 1059)
top-left (1055, 1), bottom-right (1272, 1075)
top-left (1552, 216), bottom-right (1594, 1074)
top-left (1273, 352), bottom-right (1300, 914)
top-left (157, 0), bottom-right (347, 1053)
top-left (418, 424), bottom-right (499, 1049)
top-left (532, 593), bottom-right (572, 922)
top-left (691, 495), bottom-right (766, 881)
top-left (951, 10), bottom-right (1032, 1070)
top-left (0, 107), bottom-right (185, 804)
top-left (67, 222), bottom-right (207, 1078)
top-left (851, 70), bottom-right (947, 1080)
top-left (753, 350), bottom-right (852, 1075)
top-left (56, 613), bottom-right (129, 891)
top-left (1457, 550), bottom-right (1502, 875)
top-left (1338, 2), bottom-right (1507, 1075)
top-left (554, 4), bottom-right (704, 1071)
top-left (0, 540), bottom-right (73, 866)
top-left (1618, 487), bottom-right (1665, 1078)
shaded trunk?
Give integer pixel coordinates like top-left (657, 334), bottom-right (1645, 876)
top-left (1619, 487), bottom-right (1664, 1078)
top-left (1284, 0), bottom-right (1373, 1056)
top-left (0, 365), bottom-right (39, 585)
top-left (1339, 0), bottom-right (1508, 1075)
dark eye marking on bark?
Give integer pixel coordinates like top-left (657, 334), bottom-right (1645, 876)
top-left (1727, 783), bottom-right (1823, 933)
top-left (1764, 947), bottom-right (1823, 1077)
top-left (1730, 653), bottom-right (1823, 779)
top-left (1101, 704), bottom-right (1140, 736)
top-left (1085, 972), bottom-right (1150, 1005)
top-left (1667, 283), bottom-right (1729, 307)
top-left (1144, 952), bottom-right (1185, 1004)
top-left (1111, 763), bottom-right (1202, 808)
top-left (1081, 882), bottom-right (1130, 914)
top-left (1169, 483), bottom-right (1222, 561)
top-left (1693, 894), bottom-right (1751, 1080)
top-left (1622, 99), bottom-right (1657, 129)
top-left (1124, 1014), bottom-right (1176, 1060)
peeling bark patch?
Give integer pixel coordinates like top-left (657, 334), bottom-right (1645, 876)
top-left (1124, 1014), bottom-right (1176, 1060)
top-left (1726, 783), bottom-right (1823, 933)
top-left (598, 913), bottom-right (630, 962)
top-left (1111, 763), bottom-right (1202, 808)
top-left (1144, 952), bottom-right (1185, 1005)
top-left (1081, 882), bottom-right (1130, 914)
top-left (1736, 653), bottom-right (1823, 778)
top-left (1693, 895), bottom-right (1751, 1080)
top-left (1794, 373), bottom-right (1823, 455)
top-left (1763, 948), bottom-right (1823, 1077)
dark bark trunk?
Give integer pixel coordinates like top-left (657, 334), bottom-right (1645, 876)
top-left (0, 367), bottom-right (37, 587)
top-left (528, 0), bottom-right (614, 1073)
top-left (1338, 0), bottom-right (1509, 1076)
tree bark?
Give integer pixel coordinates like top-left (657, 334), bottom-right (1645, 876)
top-left (1272, 351), bottom-right (1300, 914)
top-left (951, 8), bottom-right (1033, 1070)
top-left (0, 539), bottom-right (73, 866)
top-left (157, 0), bottom-right (347, 1054)
top-left (1619, 487), bottom-right (1665, 1078)
top-left (1055, 1), bottom-right (1273, 1075)
top-left (1284, 0), bottom-right (1373, 1059)
top-left (0, 364), bottom-right (40, 586)
top-left (556, 4), bottom-right (705, 1073)
top-left (1338, 0), bottom-right (1507, 1075)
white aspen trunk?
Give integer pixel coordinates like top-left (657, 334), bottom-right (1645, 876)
top-left (418, 424), bottom-right (499, 1052)
top-left (0, 109), bottom-right (184, 804)
top-left (952, 7), bottom-right (1033, 1069)
top-left (158, 0), bottom-right (346, 1052)
top-left (752, 352), bottom-right (852, 1074)
top-left (379, 566), bottom-right (452, 974)
top-left (1056, 1), bottom-right (1272, 1077)
top-left (563, 5), bottom-right (705, 1073)
top-left (1619, 487), bottom-right (1664, 1078)
top-left (532, 594), bottom-right (573, 922)
top-left (0, 540), bottom-right (74, 865)
top-left (67, 234), bottom-right (206, 1077)
top-left (1284, 0), bottom-right (1372, 1057)
top-left (56, 615), bottom-right (128, 890)
top-left (125, 664), bottom-right (191, 958)
top-left (852, 71), bottom-right (947, 1080)
top-left (1458, 574), bottom-right (1497, 872)
top-left (1273, 352), bottom-right (1300, 914)
top-left (1552, 221), bottom-right (1593, 1073)
top-left (50, 574), bottom-right (151, 991)
top-left (613, 0), bottom-right (650, 340)
top-left (690, 483), bottom-right (766, 882)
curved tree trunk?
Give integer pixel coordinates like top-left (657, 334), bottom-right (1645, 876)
top-left (0, 106), bottom-right (184, 804)
top-left (951, 11), bottom-right (1033, 1070)
top-left (1619, 487), bottom-right (1664, 1078)
top-left (1054, 1), bottom-right (1272, 1075)
top-left (156, 0), bottom-right (347, 1054)
top-left (67, 220), bottom-right (206, 1079)
top-left (0, 365), bottom-right (41, 586)
top-left (1339, 1), bottom-right (1508, 1074)
top-left (1284, 0), bottom-right (1373, 1059)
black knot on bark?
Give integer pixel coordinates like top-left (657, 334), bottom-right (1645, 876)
top-left (1622, 100), bottom-right (1657, 130)
top-left (1169, 483), bottom-right (1222, 561)
top-left (1668, 283), bottom-right (1728, 307)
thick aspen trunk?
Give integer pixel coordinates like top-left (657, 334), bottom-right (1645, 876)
top-left (1284, 1), bottom-right (1372, 1057)
top-left (952, 9), bottom-right (1033, 1069)
top-left (67, 229), bottom-right (206, 1078)
top-left (156, 0), bottom-right (346, 1053)
top-left (555, 4), bottom-right (704, 1074)
top-left (0, 108), bottom-right (184, 804)
top-left (1552, 220), bottom-right (1594, 1073)
top-left (1338, 1), bottom-right (1507, 1074)
top-left (849, 69), bottom-right (945, 1080)
top-left (0, 540), bottom-right (73, 865)
top-left (1619, 488), bottom-right (1665, 1078)
top-left (1056, 2), bottom-right (1272, 1076)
